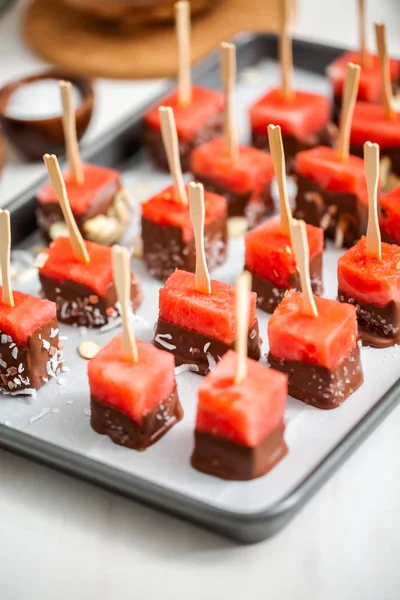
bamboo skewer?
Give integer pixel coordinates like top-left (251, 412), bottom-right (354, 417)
top-left (336, 62), bottom-right (361, 162)
top-left (358, 0), bottom-right (368, 67)
top-left (159, 106), bottom-right (188, 204)
top-left (175, 1), bottom-right (191, 106)
top-left (280, 0), bottom-right (294, 99)
top-left (234, 271), bottom-right (251, 385)
top-left (268, 124), bottom-right (292, 237)
top-left (221, 42), bottom-right (239, 162)
top-left (0, 210), bottom-right (14, 307)
top-left (59, 80), bottom-right (84, 185)
top-left (375, 22), bottom-right (395, 120)
top-left (291, 219), bottom-right (318, 317)
top-left (43, 154), bottom-right (90, 263)
top-left (113, 246), bottom-right (138, 363)
top-left (188, 182), bottom-right (211, 294)
top-left (364, 141), bottom-right (381, 259)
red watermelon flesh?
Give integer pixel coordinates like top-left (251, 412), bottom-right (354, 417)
top-left (144, 86), bottom-right (223, 141)
top-left (327, 51), bottom-right (399, 103)
top-left (351, 102), bottom-right (400, 149)
top-left (196, 350), bottom-right (287, 447)
top-left (338, 237), bottom-right (400, 306)
top-left (295, 146), bottom-right (368, 202)
top-left (249, 88), bottom-right (330, 140)
top-left (158, 269), bottom-right (257, 344)
top-left (191, 137), bottom-right (274, 195)
top-left (39, 236), bottom-right (114, 297)
top-left (37, 163), bottom-right (120, 216)
top-left (88, 335), bottom-right (175, 424)
top-left (141, 185), bottom-right (226, 243)
top-left (380, 186), bottom-right (400, 243)
top-left (245, 215), bottom-right (323, 287)
top-left (0, 289), bottom-right (56, 346)
top-left (268, 290), bottom-right (358, 369)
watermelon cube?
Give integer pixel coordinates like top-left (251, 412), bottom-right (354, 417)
top-left (244, 215), bottom-right (323, 312)
top-left (143, 86), bottom-right (223, 172)
top-left (191, 350), bottom-right (288, 480)
top-left (141, 184), bottom-right (227, 281)
top-left (338, 236), bottom-right (400, 347)
top-left (380, 186), bottom-right (400, 244)
top-left (88, 335), bottom-right (183, 450)
top-left (153, 269), bottom-right (260, 375)
top-left (293, 146), bottom-right (369, 247)
top-left (268, 290), bottom-right (363, 408)
top-left (39, 236), bottom-right (142, 327)
top-left (191, 138), bottom-right (274, 228)
top-left (36, 163), bottom-right (125, 245)
top-left (0, 289), bottom-right (62, 394)
top-left (249, 88), bottom-right (334, 171)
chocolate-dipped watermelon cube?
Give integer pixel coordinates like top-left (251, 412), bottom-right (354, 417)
top-left (249, 89), bottom-right (335, 173)
top-left (0, 289), bottom-right (62, 395)
top-left (141, 184), bottom-right (227, 281)
top-left (293, 146), bottom-right (369, 247)
top-left (36, 163), bottom-right (129, 245)
top-left (245, 215), bottom-right (323, 313)
top-left (153, 269), bottom-right (260, 375)
top-left (88, 335), bottom-right (183, 450)
top-left (326, 51), bottom-right (399, 122)
top-left (350, 103), bottom-right (400, 188)
top-left (144, 86), bottom-right (223, 172)
top-left (268, 290), bottom-right (363, 409)
top-left (338, 236), bottom-right (400, 347)
top-left (380, 186), bottom-right (400, 245)
top-left (191, 350), bottom-right (288, 480)
top-left (39, 236), bottom-right (141, 327)
top-left (191, 138), bottom-right (274, 228)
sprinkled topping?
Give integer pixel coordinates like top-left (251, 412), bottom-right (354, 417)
top-left (51, 408), bottom-right (60, 415)
top-left (49, 328), bottom-right (59, 339)
top-left (154, 333), bottom-right (176, 351)
top-left (29, 407), bottom-right (50, 423)
top-left (78, 341), bottom-right (101, 360)
top-left (84, 408), bottom-right (91, 417)
top-left (175, 363), bottom-right (200, 375)
top-left (42, 339), bottom-right (51, 351)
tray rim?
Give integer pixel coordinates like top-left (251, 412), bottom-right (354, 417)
top-left (1, 32), bottom-right (399, 544)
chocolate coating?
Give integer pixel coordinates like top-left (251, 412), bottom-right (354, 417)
top-left (144, 111), bottom-right (223, 173)
top-left (246, 251), bottom-right (323, 313)
top-left (293, 173), bottom-right (368, 247)
top-left (142, 215), bottom-right (227, 281)
top-left (338, 291), bottom-right (400, 348)
top-left (90, 383), bottom-right (183, 450)
top-left (351, 142), bottom-right (400, 179)
top-left (268, 344), bottom-right (363, 409)
top-left (39, 274), bottom-right (142, 327)
top-left (153, 318), bottom-right (261, 375)
top-left (191, 423), bottom-right (288, 480)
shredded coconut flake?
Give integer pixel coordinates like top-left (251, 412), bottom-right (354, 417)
top-left (155, 333), bottom-right (176, 351)
top-left (175, 363), bottom-right (200, 375)
top-left (29, 407), bottom-right (49, 423)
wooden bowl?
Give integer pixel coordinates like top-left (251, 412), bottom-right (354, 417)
top-left (0, 70), bottom-right (94, 162)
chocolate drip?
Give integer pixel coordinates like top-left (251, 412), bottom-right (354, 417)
top-left (142, 215), bottom-right (227, 282)
top-left (246, 251), bottom-right (323, 313)
top-left (144, 111), bottom-right (224, 173)
top-left (338, 291), bottom-right (400, 348)
top-left (153, 318), bottom-right (261, 376)
top-left (39, 274), bottom-right (142, 327)
top-left (191, 423), bottom-right (288, 480)
top-left (90, 383), bottom-right (183, 450)
top-left (268, 344), bottom-right (364, 409)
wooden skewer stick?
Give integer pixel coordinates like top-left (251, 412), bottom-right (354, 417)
top-left (291, 219), bottom-right (318, 317)
top-left (268, 124), bottom-right (292, 237)
top-left (175, 1), bottom-right (191, 106)
top-left (358, 0), bottom-right (368, 66)
top-left (375, 23), bottom-right (396, 120)
top-left (221, 42), bottom-right (239, 162)
top-left (280, 0), bottom-right (294, 99)
top-left (112, 246), bottom-right (138, 363)
top-left (234, 271), bottom-right (251, 385)
top-left (43, 154), bottom-right (89, 263)
top-left (0, 210), bottom-right (14, 307)
top-left (364, 141), bottom-right (382, 259)
top-left (188, 182), bottom-right (211, 294)
top-left (159, 106), bottom-right (187, 204)
top-left (336, 62), bottom-right (361, 162)
top-left (59, 80), bottom-right (84, 185)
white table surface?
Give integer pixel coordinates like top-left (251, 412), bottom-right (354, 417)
top-left (1, 1), bottom-right (400, 599)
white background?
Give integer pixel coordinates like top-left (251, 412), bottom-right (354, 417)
top-left (1, 1), bottom-right (400, 599)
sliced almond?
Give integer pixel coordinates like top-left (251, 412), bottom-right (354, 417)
top-left (78, 340), bottom-right (101, 360)
top-left (84, 214), bottom-right (123, 245)
top-left (228, 216), bottom-right (248, 238)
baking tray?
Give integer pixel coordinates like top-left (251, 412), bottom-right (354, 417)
top-left (1, 33), bottom-right (400, 545)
